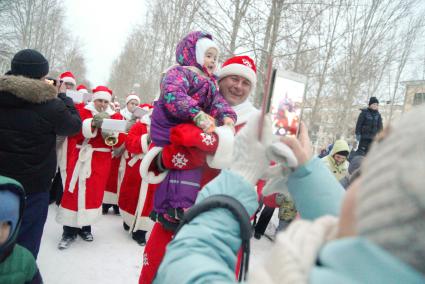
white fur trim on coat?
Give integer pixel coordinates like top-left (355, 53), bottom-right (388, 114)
top-left (56, 206), bottom-right (102, 227)
top-left (139, 146), bottom-right (168, 184)
top-left (206, 125), bottom-right (234, 169)
top-left (82, 118), bottom-right (98, 138)
top-left (103, 191), bottom-right (118, 205)
top-left (141, 134), bottom-right (149, 154)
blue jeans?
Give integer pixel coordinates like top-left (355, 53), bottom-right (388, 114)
top-left (17, 191), bottom-right (49, 259)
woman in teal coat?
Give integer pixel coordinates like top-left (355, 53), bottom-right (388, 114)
top-left (155, 107), bottom-right (425, 284)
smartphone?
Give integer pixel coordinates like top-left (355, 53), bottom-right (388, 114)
top-left (45, 77), bottom-right (57, 86)
top-left (260, 69), bottom-right (307, 138)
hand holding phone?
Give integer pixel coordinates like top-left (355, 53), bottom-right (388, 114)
top-left (260, 69), bottom-right (307, 139)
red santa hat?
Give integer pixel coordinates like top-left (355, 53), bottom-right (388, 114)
top-left (140, 103), bottom-right (153, 111)
top-left (92, 86), bottom-right (112, 102)
top-left (76, 84), bottom-right (88, 94)
top-left (217, 56), bottom-right (257, 87)
top-left (125, 94), bottom-right (141, 105)
top-left (59, 71), bottom-right (76, 85)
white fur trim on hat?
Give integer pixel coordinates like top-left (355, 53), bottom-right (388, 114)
top-left (78, 88), bottom-right (88, 94)
top-left (218, 64), bottom-right (257, 87)
top-left (93, 91), bottom-right (112, 102)
top-left (126, 95), bottom-right (141, 105)
top-left (61, 76), bottom-right (76, 86)
top-left (196, 37), bottom-right (219, 67)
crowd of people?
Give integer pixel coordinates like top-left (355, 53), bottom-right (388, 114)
top-left (0, 30), bottom-right (423, 284)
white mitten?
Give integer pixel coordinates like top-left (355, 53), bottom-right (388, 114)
top-left (230, 112), bottom-right (273, 186)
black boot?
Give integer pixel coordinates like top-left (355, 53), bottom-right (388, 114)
top-left (102, 204), bottom-right (111, 215)
top-left (78, 226), bottom-right (93, 242)
top-left (123, 222), bottom-right (130, 231)
top-left (132, 230), bottom-right (147, 246)
top-left (58, 226), bottom-right (78, 250)
top-left (113, 205), bottom-right (120, 215)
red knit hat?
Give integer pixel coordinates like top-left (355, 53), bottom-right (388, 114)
top-left (76, 84), bottom-right (88, 93)
top-left (59, 71), bottom-right (76, 85)
top-left (140, 103), bottom-right (153, 110)
top-left (92, 86), bottom-right (112, 102)
top-left (217, 56), bottom-right (257, 86)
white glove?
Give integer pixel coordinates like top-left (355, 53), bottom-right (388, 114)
top-left (230, 112), bottom-right (273, 186)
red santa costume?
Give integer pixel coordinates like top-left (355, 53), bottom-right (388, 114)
top-left (103, 94), bottom-right (141, 205)
top-left (56, 86), bottom-right (125, 227)
top-left (139, 56), bottom-right (259, 284)
top-left (118, 106), bottom-right (156, 235)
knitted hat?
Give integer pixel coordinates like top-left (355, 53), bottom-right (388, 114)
top-left (77, 84), bottom-right (88, 94)
top-left (195, 37), bottom-right (219, 67)
top-left (218, 56), bottom-right (257, 87)
top-left (356, 104), bottom-right (425, 274)
top-left (92, 86), bottom-right (112, 102)
top-left (59, 71), bottom-right (76, 85)
top-left (126, 94), bottom-right (141, 105)
top-left (369, 96), bottom-right (379, 106)
top-left (11, 49), bottom-right (49, 79)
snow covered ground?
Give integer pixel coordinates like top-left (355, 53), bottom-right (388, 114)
top-left (38, 205), bottom-right (277, 283)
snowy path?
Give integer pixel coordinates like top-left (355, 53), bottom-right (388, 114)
top-left (38, 205), bottom-right (275, 283)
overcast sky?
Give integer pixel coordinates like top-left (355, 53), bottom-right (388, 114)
top-left (64, 0), bottom-right (146, 86)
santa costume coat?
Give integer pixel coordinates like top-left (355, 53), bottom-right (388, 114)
top-left (102, 107), bottom-right (133, 205)
top-left (118, 121), bottom-right (155, 232)
top-left (56, 103), bottom-right (125, 227)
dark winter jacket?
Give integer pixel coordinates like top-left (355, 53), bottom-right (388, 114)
top-left (355, 108), bottom-right (383, 140)
top-left (0, 175), bottom-right (42, 284)
top-left (0, 75), bottom-right (81, 194)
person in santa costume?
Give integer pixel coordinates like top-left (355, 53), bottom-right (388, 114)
top-left (139, 55), bottom-right (260, 284)
top-left (102, 94), bottom-right (142, 215)
top-left (50, 71), bottom-right (79, 206)
top-left (56, 85), bottom-right (125, 249)
top-left (118, 104), bottom-right (156, 246)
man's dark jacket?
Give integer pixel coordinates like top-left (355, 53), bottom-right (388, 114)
top-left (355, 108), bottom-right (383, 140)
top-left (0, 75), bottom-right (81, 194)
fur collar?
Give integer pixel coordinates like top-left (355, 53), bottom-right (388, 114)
top-left (0, 75), bottom-right (57, 103)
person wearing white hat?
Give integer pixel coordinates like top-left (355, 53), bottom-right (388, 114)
top-left (56, 86), bottom-right (126, 249)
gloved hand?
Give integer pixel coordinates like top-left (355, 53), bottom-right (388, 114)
top-left (229, 112), bottom-right (274, 186)
top-left (92, 112), bottom-right (110, 128)
top-left (125, 116), bottom-right (137, 132)
top-left (112, 144), bottom-right (126, 158)
top-left (193, 111), bottom-right (216, 133)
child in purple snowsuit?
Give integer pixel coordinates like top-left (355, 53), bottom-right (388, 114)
top-left (150, 31), bottom-right (237, 147)
top-left (149, 31), bottom-right (237, 230)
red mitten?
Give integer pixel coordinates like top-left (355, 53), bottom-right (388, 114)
top-left (162, 143), bottom-right (207, 170)
top-left (170, 123), bottom-right (219, 153)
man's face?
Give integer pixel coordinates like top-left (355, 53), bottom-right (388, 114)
top-left (218, 75), bottom-right (252, 106)
top-left (93, 99), bottom-right (109, 113)
top-left (333, 153), bottom-right (347, 165)
top-left (369, 103), bottom-right (379, 111)
top-left (127, 99), bottom-right (139, 113)
top-left (0, 222), bottom-right (11, 245)
top-left (64, 82), bottom-right (76, 90)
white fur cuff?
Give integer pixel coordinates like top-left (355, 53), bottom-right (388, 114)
top-left (207, 125), bottom-right (234, 169)
top-left (82, 118), bottom-right (98, 138)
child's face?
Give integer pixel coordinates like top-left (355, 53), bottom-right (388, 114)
top-left (204, 48), bottom-right (218, 74)
top-left (0, 222), bottom-right (11, 245)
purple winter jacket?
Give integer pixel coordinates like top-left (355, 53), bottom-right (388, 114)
top-left (150, 31), bottom-right (237, 146)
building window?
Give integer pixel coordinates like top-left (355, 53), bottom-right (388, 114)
top-left (413, 93), bottom-right (425, 105)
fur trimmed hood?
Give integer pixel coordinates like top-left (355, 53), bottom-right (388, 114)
top-left (0, 75), bottom-right (57, 104)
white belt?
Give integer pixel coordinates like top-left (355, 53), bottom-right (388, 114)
top-left (68, 144), bottom-right (111, 193)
